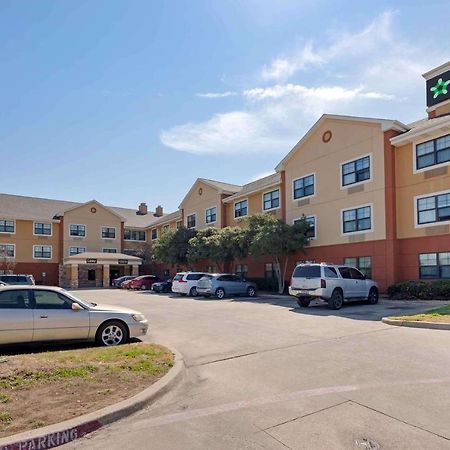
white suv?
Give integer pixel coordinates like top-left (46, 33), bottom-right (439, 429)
top-left (171, 272), bottom-right (208, 297)
top-left (289, 263), bottom-right (379, 310)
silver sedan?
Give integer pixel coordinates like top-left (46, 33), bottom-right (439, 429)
top-left (0, 286), bottom-right (149, 346)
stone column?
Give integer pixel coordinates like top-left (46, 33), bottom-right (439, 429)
top-left (70, 264), bottom-right (79, 289)
top-left (132, 265), bottom-right (139, 276)
top-left (103, 264), bottom-right (110, 288)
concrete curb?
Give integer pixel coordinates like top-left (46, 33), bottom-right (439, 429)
top-left (382, 317), bottom-right (450, 330)
top-left (0, 348), bottom-right (185, 450)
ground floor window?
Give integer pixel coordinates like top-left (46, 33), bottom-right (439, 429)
top-left (102, 248), bottom-right (117, 253)
top-left (343, 256), bottom-right (372, 278)
top-left (419, 252), bottom-right (450, 279)
top-left (235, 264), bottom-right (248, 279)
top-left (265, 262), bottom-right (276, 279)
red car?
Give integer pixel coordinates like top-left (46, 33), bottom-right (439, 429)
top-left (127, 275), bottom-right (162, 290)
top-left (120, 278), bottom-right (135, 289)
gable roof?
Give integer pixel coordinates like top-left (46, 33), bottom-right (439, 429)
top-left (145, 210), bottom-right (183, 229)
top-left (59, 200), bottom-right (126, 221)
top-left (275, 114), bottom-right (409, 172)
top-left (179, 178), bottom-right (242, 208)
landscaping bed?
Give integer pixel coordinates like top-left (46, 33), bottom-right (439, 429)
top-left (387, 305), bottom-right (450, 323)
top-left (0, 343), bottom-right (174, 438)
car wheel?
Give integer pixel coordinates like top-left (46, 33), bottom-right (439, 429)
top-left (140, 285), bottom-right (146, 291)
top-left (96, 321), bottom-right (128, 346)
top-left (190, 287), bottom-right (198, 297)
top-left (297, 297), bottom-right (311, 307)
top-left (328, 289), bottom-right (344, 310)
top-left (246, 286), bottom-right (256, 297)
top-left (215, 288), bottom-right (226, 299)
top-left (368, 287), bottom-right (379, 305)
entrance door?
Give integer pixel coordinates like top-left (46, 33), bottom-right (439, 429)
top-left (110, 268), bottom-right (121, 286)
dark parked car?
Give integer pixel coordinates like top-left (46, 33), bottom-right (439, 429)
top-left (128, 275), bottom-right (162, 291)
top-left (152, 279), bottom-right (173, 293)
top-left (112, 276), bottom-right (136, 288)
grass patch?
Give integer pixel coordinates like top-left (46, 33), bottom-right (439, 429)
top-left (389, 304), bottom-right (450, 322)
top-left (0, 412), bottom-right (12, 424)
top-left (0, 394), bottom-right (10, 404)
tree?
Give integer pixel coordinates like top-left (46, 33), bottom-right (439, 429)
top-left (134, 243), bottom-right (153, 264)
top-left (0, 247), bottom-right (16, 275)
top-left (244, 214), bottom-right (310, 294)
top-left (153, 226), bottom-right (197, 266)
top-left (187, 227), bottom-right (250, 273)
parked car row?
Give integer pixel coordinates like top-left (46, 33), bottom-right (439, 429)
top-left (0, 274), bottom-right (35, 286)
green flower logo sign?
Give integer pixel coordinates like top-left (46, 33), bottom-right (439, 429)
top-left (430, 78), bottom-right (450, 99)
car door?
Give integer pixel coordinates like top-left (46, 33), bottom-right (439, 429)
top-left (0, 289), bottom-right (33, 344)
top-left (349, 268), bottom-right (367, 297)
top-left (230, 275), bottom-right (245, 294)
top-left (337, 267), bottom-right (358, 298)
top-left (32, 290), bottom-right (90, 342)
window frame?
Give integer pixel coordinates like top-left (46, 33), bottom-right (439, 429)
top-left (292, 173), bottom-right (315, 200)
top-left (0, 219), bottom-right (15, 234)
top-left (69, 224), bottom-right (86, 238)
top-left (415, 190), bottom-right (450, 228)
top-left (186, 213), bottom-right (196, 229)
top-left (101, 226), bottom-right (116, 240)
top-left (102, 248), bottom-right (118, 253)
top-left (33, 245), bottom-right (52, 260)
top-left (33, 222), bottom-right (52, 237)
top-left (69, 246), bottom-right (86, 256)
top-left (234, 199), bottom-right (248, 219)
top-left (124, 228), bottom-right (146, 241)
top-left (176, 220), bottom-right (182, 229)
top-left (415, 133), bottom-right (450, 172)
top-left (340, 154), bottom-right (372, 188)
top-left (0, 244), bottom-right (15, 258)
top-left (293, 215), bottom-right (317, 240)
top-left (151, 229), bottom-right (158, 241)
top-left (205, 206), bottom-right (217, 224)
top-left (341, 204), bottom-right (373, 235)
top-left (343, 256), bottom-right (372, 279)
top-left (262, 189), bottom-right (280, 212)
top-left (419, 252), bottom-right (450, 279)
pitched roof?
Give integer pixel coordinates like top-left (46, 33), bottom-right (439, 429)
top-left (0, 193), bottom-right (163, 228)
top-left (391, 115), bottom-right (450, 146)
top-left (145, 210), bottom-right (182, 229)
top-left (223, 173), bottom-right (281, 203)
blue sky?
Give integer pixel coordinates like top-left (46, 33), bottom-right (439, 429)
top-left (1, 0), bottom-right (448, 212)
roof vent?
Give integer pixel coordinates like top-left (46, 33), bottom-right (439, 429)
top-left (137, 202), bottom-right (148, 215)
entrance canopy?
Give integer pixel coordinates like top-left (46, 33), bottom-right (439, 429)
top-left (63, 252), bottom-right (142, 266)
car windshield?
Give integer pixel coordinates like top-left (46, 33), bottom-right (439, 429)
top-left (64, 291), bottom-right (97, 307)
top-left (293, 265), bottom-right (321, 278)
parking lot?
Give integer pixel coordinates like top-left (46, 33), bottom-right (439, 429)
top-left (62, 289), bottom-right (450, 449)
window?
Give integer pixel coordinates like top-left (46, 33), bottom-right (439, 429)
top-left (419, 252), bottom-right (450, 279)
top-left (151, 229), bottom-right (158, 240)
top-left (324, 267), bottom-right (338, 278)
top-left (34, 222), bottom-right (52, 236)
top-left (176, 220), bottom-right (182, 229)
top-left (70, 224), bottom-right (86, 237)
top-left (417, 192), bottom-right (450, 225)
top-left (34, 290), bottom-right (72, 309)
top-left (102, 248), bottom-right (117, 253)
top-left (342, 206), bottom-right (372, 233)
top-left (0, 290), bottom-right (30, 309)
top-left (101, 227), bottom-right (116, 239)
top-left (235, 264), bottom-right (248, 278)
top-left (349, 267), bottom-right (366, 280)
top-left (342, 156), bottom-right (371, 186)
top-left (0, 220), bottom-right (15, 233)
top-left (0, 244), bottom-right (15, 258)
top-left (69, 246), bottom-right (86, 256)
top-left (293, 174), bottom-right (314, 199)
top-left (265, 262), bottom-right (276, 279)
top-left (205, 207), bottom-right (217, 224)
top-left (234, 200), bottom-right (248, 218)
top-left (187, 214), bottom-right (196, 229)
top-left (123, 249), bottom-right (138, 256)
top-left (34, 245), bottom-right (52, 259)
top-left (344, 256), bottom-right (372, 278)
top-left (416, 134), bottom-right (450, 170)
top-left (294, 216), bottom-right (316, 239)
top-left (124, 229), bottom-right (145, 241)
top-left (263, 190), bottom-right (280, 211)
top-left (338, 267), bottom-right (352, 279)
top-left (292, 265), bottom-right (321, 278)
top-left (186, 273), bottom-right (205, 281)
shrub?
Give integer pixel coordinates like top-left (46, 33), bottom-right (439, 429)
top-left (387, 280), bottom-right (450, 300)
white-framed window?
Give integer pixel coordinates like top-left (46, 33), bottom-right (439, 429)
top-left (341, 155), bottom-right (371, 187)
top-left (69, 246), bottom-right (86, 256)
top-left (235, 264), bottom-right (248, 278)
top-left (416, 134), bottom-right (450, 171)
top-left (102, 248), bottom-right (117, 253)
top-left (33, 245), bottom-right (52, 259)
top-left (343, 256), bottom-right (372, 279)
top-left (187, 214), bottom-right (196, 229)
top-left (124, 229), bottom-right (145, 241)
top-left (419, 252), bottom-right (450, 279)
top-left (294, 215), bottom-right (316, 239)
top-left (70, 224), bottom-right (86, 237)
top-left (34, 222), bottom-right (52, 236)
top-left (151, 229), bottom-right (158, 240)
top-left (101, 226), bottom-right (116, 239)
top-left (234, 199), bottom-right (248, 218)
top-left (205, 207), bottom-right (217, 224)
top-left (263, 189), bottom-right (280, 211)
top-left (0, 244), bottom-right (15, 258)
top-left (342, 205), bottom-right (372, 234)
top-left (176, 220), bottom-right (182, 229)
top-left (293, 174), bottom-right (315, 200)
top-left (416, 191), bottom-right (450, 226)
top-left (0, 220), bottom-right (15, 234)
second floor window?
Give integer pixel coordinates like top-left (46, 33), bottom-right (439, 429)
top-left (70, 224), bottom-right (86, 237)
top-left (69, 246), bottom-right (86, 256)
top-left (151, 229), bottom-right (158, 240)
top-left (0, 220), bottom-right (14, 233)
top-left (293, 175), bottom-right (314, 199)
top-left (263, 190), bottom-right (280, 211)
top-left (234, 200), bottom-right (248, 218)
top-left (102, 248), bottom-right (117, 253)
top-left (124, 229), bottom-right (145, 241)
top-left (34, 223), bottom-right (52, 236)
top-left (0, 244), bottom-right (15, 258)
top-left (417, 192), bottom-right (450, 225)
top-left (206, 207), bottom-right (217, 224)
top-left (101, 227), bottom-right (116, 239)
top-left (294, 216), bottom-right (316, 239)
top-left (187, 214), bottom-right (196, 229)
top-left (416, 134), bottom-right (450, 170)
top-left (342, 156), bottom-right (370, 186)
top-left (34, 245), bottom-right (52, 259)
top-left (176, 220), bottom-right (182, 229)
top-left (343, 206), bottom-right (372, 233)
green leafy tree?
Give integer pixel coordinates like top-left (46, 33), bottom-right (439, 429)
top-left (153, 226), bottom-right (197, 266)
top-left (245, 214), bottom-right (310, 293)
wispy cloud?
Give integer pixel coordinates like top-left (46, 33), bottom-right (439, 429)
top-left (196, 91), bottom-right (237, 98)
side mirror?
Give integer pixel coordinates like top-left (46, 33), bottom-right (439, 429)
top-left (72, 303), bottom-right (83, 312)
